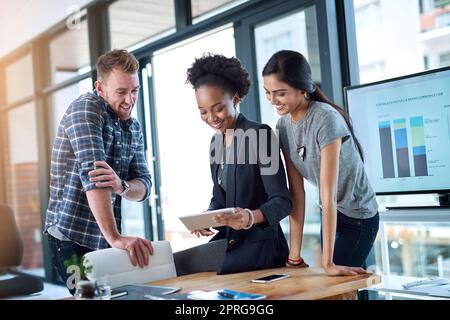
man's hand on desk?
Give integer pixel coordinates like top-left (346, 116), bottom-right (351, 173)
top-left (111, 236), bottom-right (154, 268)
top-left (323, 262), bottom-right (369, 276)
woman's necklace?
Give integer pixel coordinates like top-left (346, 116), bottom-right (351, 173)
top-left (218, 134), bottom-right (227, 185)
top-left (289, 102), bottom-right (311, 162)
top-left (289, 121), bottom-right (306, 161)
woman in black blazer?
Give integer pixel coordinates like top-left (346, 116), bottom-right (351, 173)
top-left (183, 53), bottom-right (292, 274)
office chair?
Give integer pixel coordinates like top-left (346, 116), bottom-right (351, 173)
top-left (83, 240), bottom-right (177, 289)
top-left (0, 204), bottom-right (44, 299)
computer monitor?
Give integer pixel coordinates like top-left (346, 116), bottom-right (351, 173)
top-left (344, 66), bottom-right (450, 196)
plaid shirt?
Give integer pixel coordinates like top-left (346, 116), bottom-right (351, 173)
top-left (45, 91), bottom-right (152, 250)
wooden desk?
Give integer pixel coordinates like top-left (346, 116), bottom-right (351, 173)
top-left (149, 267), bottom-right (381, 300)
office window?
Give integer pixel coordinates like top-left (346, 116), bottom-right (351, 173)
top-left (359, 60), bottom-right (386, 84)
top-left (436, 10), bottom-right (450, 28)
top-left (5, 54), bottom-right (34, 104)
top-left (49, 19), bottom-right (90, 85)
top-left (353, 0), bottom-right (450, 280)
top-left (353, 0), bottom-right (420, 81)
top-left (353, 0), bottom-right (450, 82)
top-left (419, 0), bottom-right (425, 13)
top-left (375, 222), bottom-right (450, 278)
top-left (1, 102), bottom-right (42, 271)
top-left (48, 78), bottom-right (93, 141)
top-left (423, 55), bottom-right (430, 69)
top-left (253, 7), bottom-right (322, 267)
top-left (439, 51), bottom-right (450, 66)
top-left (151, 27), bottom-right (235, 252)
top-left (109, 0), bottom-right (176, 50)
top-left (420, 0), bottom-right (434, 12)
top-left (254, 7), bottom-right (320, 130)
top-left (435, 0), bottom-right (450, 7)
top-left (191, 0), bottom-right (248, 22)
top-left (121, 198), bottom-right (146, 238)
top-left (355, 0), bottom-right (382, 30)
top-left (121, 105), bottom-right (146, 239)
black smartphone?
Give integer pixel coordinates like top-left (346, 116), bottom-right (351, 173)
top-left (110, 289), bottom-right (128, 299)
top-left (251, 274), bottom-right (290, 283)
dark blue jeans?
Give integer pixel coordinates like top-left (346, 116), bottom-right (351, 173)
top-left (47, 235), bottom-right (93, 294)
top-left (320, 211), bottom-right (379, 267)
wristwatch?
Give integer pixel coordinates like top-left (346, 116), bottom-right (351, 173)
top-left (118, 180), bottom-right (130, 196)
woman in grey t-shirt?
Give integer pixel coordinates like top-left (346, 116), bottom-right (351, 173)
top-left (262, 50), bottom-right (379, 276)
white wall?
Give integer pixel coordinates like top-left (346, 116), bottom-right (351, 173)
top-left (0, 0), bottom-right (93, 58)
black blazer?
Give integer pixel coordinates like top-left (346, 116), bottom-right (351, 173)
top-left (208, 114), bottom-right (291, 274)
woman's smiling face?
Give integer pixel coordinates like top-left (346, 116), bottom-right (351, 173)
top-left (196, 85), bottom-right (238, 133)
top-left (263, 74), bottom-right (308, 116)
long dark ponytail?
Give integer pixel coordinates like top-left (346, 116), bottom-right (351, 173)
top-left (262, 50), bottom-right (364, 161)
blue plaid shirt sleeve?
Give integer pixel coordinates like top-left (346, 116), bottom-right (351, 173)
top-left (128, 127), bottom-right (152, 202)
top-left (64, 100), bottom-right (107, 192)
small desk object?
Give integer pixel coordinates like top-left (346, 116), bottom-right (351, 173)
top-left (149, 267), bottom-right (380, 300)
top-left (368, 275), bottom-right (450, 300)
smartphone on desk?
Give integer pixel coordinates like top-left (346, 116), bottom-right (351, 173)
top-left (110, 289), bottom-right (128, 299)
top-left (251, 274), bottom-right (289, 283)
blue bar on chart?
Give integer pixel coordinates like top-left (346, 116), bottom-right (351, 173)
top-left (378, 121), bottom-right (395, 178)
top-left (410, 116), bottom-right (428, 176)
top-left (394, 119), bottom-right (410, 177)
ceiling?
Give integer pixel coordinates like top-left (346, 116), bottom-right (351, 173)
top-left (0, 0), bottom-right (93, 58)
top-left (0, 0), bottom-right (242, 60)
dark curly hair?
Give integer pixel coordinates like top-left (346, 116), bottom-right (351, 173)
top-left (186, 53), bottom-right (251, 100)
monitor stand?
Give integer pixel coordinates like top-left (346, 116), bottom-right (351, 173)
top-left (385, 193), bottom-right (450, 210)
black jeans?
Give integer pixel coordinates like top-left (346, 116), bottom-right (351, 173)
top-left (47, 235), bottom-right (93, 294)
top-left (320, 211), bottom-right (379, 267)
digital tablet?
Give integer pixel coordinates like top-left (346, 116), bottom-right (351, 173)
top-left (179, 208), bottom-right (235, 231)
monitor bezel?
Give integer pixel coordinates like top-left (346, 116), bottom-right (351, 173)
top-left (343, 65), bottom-right (450, 196)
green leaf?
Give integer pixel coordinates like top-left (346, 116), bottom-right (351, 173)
top-left (63, 254), bottom-right (91, 280)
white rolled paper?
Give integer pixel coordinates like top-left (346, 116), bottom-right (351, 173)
top-left (83, 240), bottom-right (177, 289)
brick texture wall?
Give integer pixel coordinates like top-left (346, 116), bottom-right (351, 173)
top-left (2, 114), bottom-right (43, 269)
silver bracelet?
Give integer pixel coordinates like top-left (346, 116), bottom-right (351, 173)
top-left (243, 208), bottom-right (254, 230)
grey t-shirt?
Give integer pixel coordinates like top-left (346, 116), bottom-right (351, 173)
top-left (276, 101), bottom-right (378, 219)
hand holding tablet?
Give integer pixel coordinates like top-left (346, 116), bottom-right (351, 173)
top-left (213, 207), bottom-right (252, 230)
top-left (191, 228), bottom-right (214, 238)
top-left (179, 208), bottom-right (235, 231)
